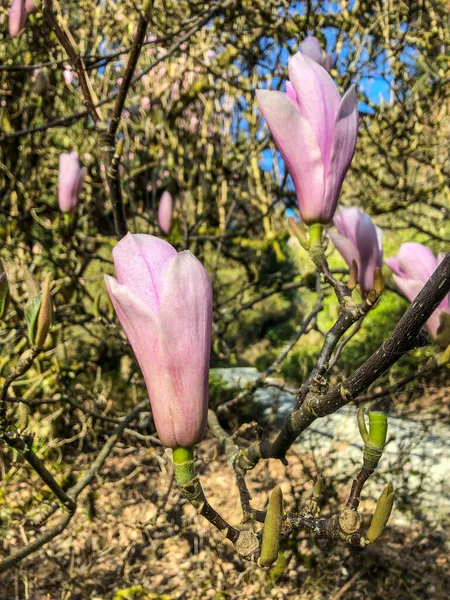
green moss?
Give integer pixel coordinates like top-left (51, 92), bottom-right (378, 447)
top-left (113, 586), bottom-right (171, 600)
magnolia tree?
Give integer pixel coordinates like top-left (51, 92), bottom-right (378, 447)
top-left (0, 0), bottom-right (449, 585)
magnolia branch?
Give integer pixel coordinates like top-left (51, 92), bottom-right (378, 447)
top-left (238, 252), bottom-right (450, 470)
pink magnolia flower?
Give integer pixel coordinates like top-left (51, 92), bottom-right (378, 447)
top-left (141, 96), bottom-right (151, 111)
top-left (63, 68), bottom-right (75, 85)
top-left (105, 233), bottom-right (212, 448)
top-left (58, 152), bottom-right (87, 214)
top-left (158, 191), bottom-right (174, 235)
top-left (300, 36), bottom-right (332, 71)
top-left (329, 207), bottom-right (383, 293)
top-left (256, 52), bottom-right (358, 225)
top-left (386, 243), bottom-right (449, 338)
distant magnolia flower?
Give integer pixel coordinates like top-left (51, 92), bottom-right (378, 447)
top-left (141, 96), bottom-right (151, 111)
top-left (386, 243), bottom-right (449, 338)
top-left (329, 207), bottom-right (383, 293)
top-left (158, 191), bottom-right (174, 235)
top-left (257, 52), bottom-right (358, 225)
top-left (8, 0), bottom-right (35, 37)
top-left (300, 36), bottom-right (332, 71)
top-left (105, 233), bottom-right (212, 448)
top-left (58, 152), bottom-right (87, 214)
top-left (63, 68), bottom-right (75, 85)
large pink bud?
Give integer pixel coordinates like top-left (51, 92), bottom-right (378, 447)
top-left (158, 191), bottom-right (174, 235)
top-left (58, 152), bottom-right (87, 214)
top-left (256, 52), bottom-right (358, 224)
top-left (329, 207), bottom-right (383, 293)
top-left (105, 234), bottom-right (212, 448)
top-left (386, 243), bottom-right (449, 338)
top-left (299, 36), bottom-right (332, 71)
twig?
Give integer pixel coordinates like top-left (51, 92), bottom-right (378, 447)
top-left (0, 401), bottom-right (148, 573)
top-left (42, 0), bottom-right (101, 123)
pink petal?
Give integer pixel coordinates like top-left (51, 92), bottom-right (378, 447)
top-left (104, 275), bottom-right (178, 445)
top-left (393, 274), bottom-right (424, 305)
top-left (355, 212), bottom-right (383, 292)
top-left (334, 206), bottom-right (363, 246)
top-left (9, 0), bottom-right (26, 38)
top-left (158, 191), bottom-right (174, 235)
top-left (323, 86), bottom-right (358, 221)
top-left (288, 52), bottom-right (341, 168)
top-left (385, 256), bottom-right (401, 276)
top-left (158, 251), bottom-right (212, 447)
top-left (285, 81), bottom-right (298, 106)
top-left (329, 231), bottom-right (359, 270)
top-left (112, 233), bottom-right (176, 314)
top-left (396, 242), bottom-right (438, 283)
top-left (256, 89), bottom-right (325, 224)
top-left (299, 36), bottom-right (324, 65)
top-left (393, 274), bottom-right (443, 339)
top-left (58, 152), bottom-right (81, 214)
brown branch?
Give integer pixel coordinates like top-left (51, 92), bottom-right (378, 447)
top-left (42, 0), bottom-right (100, 123)
top-left (238, 252), bottom-right (450, 470)
top-left (217, 285), bottom-right (323, 416)
top-left (0, 347), bottom-right (40, 422)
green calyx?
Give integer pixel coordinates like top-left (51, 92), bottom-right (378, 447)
top-left (308, 223), bottom-right (324, 247)
top-left (259, 485), bottom-right (283, 567)
top-left (172, 446), bottom-right (196, 486)
top-left (367, 411), bottom-right (388, 448)
top-left (366, 483), bottom-right (395, 543)
top-left (357, 408), bottom-right (388, 469)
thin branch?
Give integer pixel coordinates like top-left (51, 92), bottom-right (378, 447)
top-left (42, 0), bottom-right (101, 123)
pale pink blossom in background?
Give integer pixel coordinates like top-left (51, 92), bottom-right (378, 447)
top-left (63, 68), bottom-right (75, 85)
top-left (330, 207), bottom-right (383, 293)
top-left (141, 96), bottom-right (151, 111)
top-left (158, 191), bottom-right (174, 235)
top-left (58, 152), bottom-right (87, 214)
top-left (300, 35), bottom-right (332, 71)
top-left (386, 243), bottom-right (449, 338)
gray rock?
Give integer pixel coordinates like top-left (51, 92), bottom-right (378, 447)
top-left (212, 367), bottom-right (450, 519)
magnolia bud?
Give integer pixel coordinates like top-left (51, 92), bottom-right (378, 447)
top-left (259, 486), bottom-right (283, 567)
top-left (366, 483), bottom-right (394, 543)
top-left (0, 259), bottom-right (10, 320)
top-left (348, 259), bottom-right (358, 291)
top-left (25, 272), bottom-right (53, 347)
top-left (373, 267), bottom-right (385, 296)
top-left (35, 274), bottom-right (53, 347)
